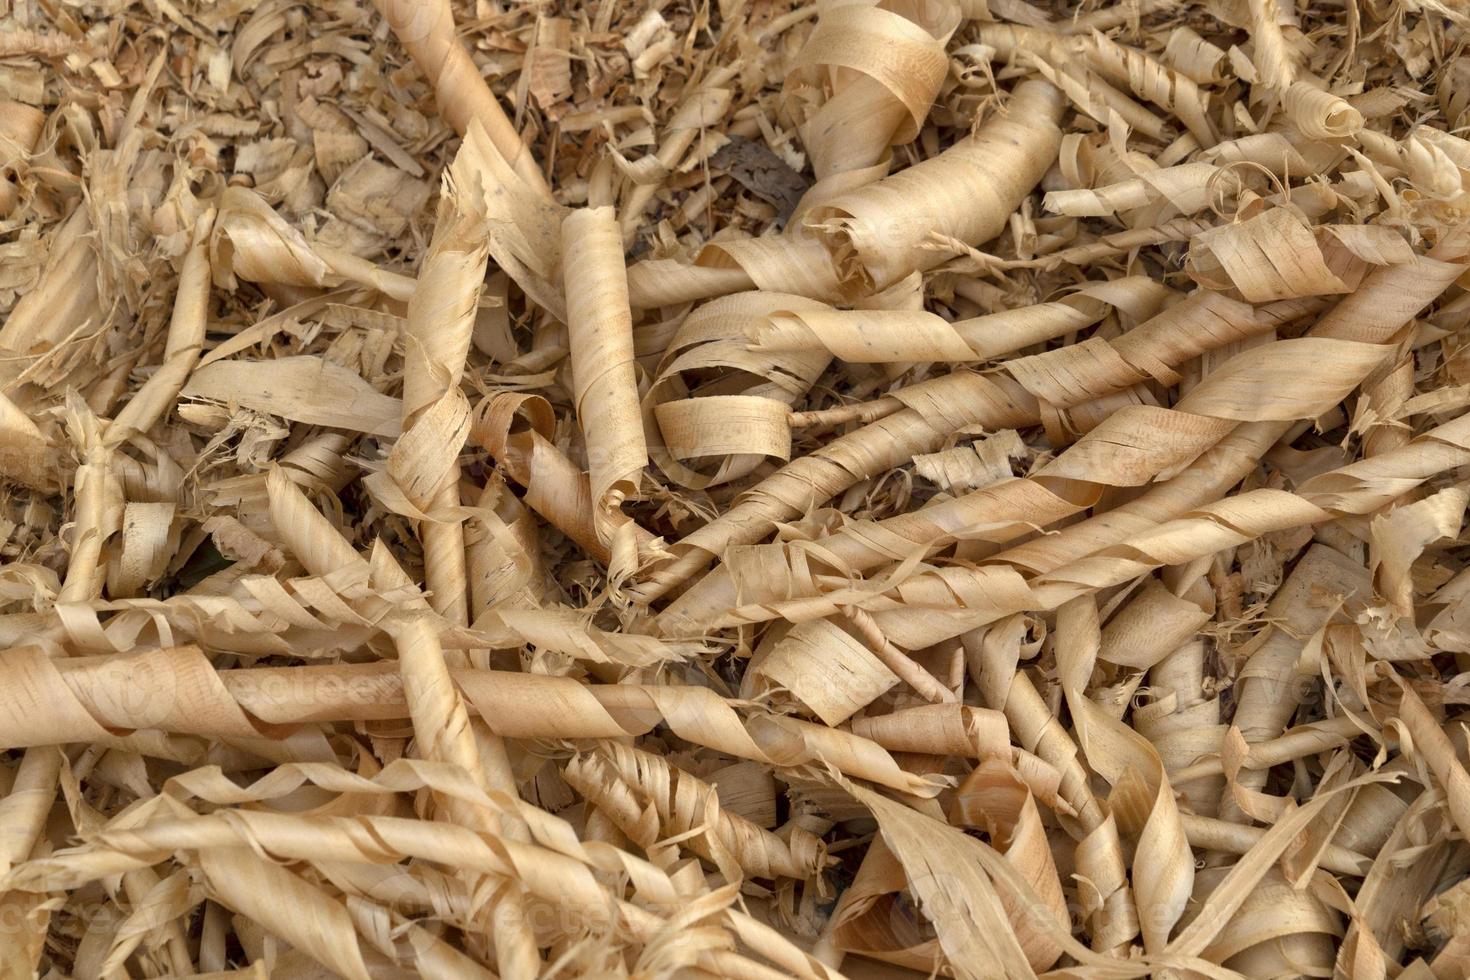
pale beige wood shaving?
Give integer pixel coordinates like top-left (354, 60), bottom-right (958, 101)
top-left (3, 0), bottom-right (1470, 975)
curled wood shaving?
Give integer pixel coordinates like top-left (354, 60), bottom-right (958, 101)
top-left (4, 0), bottom-right (1470, 976)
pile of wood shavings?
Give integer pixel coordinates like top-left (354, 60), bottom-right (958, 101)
top-left (4, 0), bottom-right (1470, 974)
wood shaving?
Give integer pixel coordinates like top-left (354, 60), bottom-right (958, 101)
top-left (2, 0), bottom-right (1470, 976)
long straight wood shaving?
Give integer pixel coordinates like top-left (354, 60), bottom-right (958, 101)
top-left (7, 0), bottom-right (1470, 976)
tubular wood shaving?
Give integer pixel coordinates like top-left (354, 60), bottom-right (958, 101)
top-left (0, 0), bottom-right (1469, 976)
